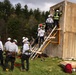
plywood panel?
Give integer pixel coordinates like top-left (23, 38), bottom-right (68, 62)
top-left (65, 4), bottom-right (72, 31)
top-left (63, 32), bottom-right (76, 59)
top-left (63, 33), bottom-right (69, 59)
top-left (65, 2), bottom-right (76, 33)
top-left (71, 4), bottom-right (76, 32)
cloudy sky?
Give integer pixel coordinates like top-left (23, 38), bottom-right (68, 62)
top-left (0, 0), bottom-right (76, 11)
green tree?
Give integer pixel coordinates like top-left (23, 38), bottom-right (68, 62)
top-left (41, 11), bottom-right (46, 23)
top-left (2, 0), bottom-right (12, 39)
top-left (0, 2), bottom-right (4, 19)
top-left (3, 0), bottom-right (12, 21)
top-left (7, 17), bottom-right (22, 42)
top-left (23, 5), bottom-right (29, 19)
top-left (45, 11), bottom-right (49, 19)
top-left (0, 0), bottom-right (50, 44)
top-left (29, 9), bottom-right (33, 17)
top-left (25, 15), bottom-right (38, 38)
top-left (0, 19), bottom-right (6, 43)
top-left (15, 3), bottom-right (22, 16)
top-left (33, 8), bottom-right (41, 21)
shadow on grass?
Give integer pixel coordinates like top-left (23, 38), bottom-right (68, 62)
top-left (58, 64), bottom-right (65, 72)
top-left (14, 62), bottom-right (21, 70)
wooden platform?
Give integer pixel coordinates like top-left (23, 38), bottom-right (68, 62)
top-left (60, 61), bottom-right (76, 68)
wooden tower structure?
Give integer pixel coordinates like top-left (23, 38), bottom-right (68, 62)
top-left (30, 0), bottom-right (76, 60)
top-left (44, 1), bottom-right (76, 60)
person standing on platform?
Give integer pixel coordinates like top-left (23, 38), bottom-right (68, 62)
top-left (53, 9), bottom-right (62, 28)
top-left (45, 14), bottom-right (54, 32)
top-left (38, 27), bottom-right (45, 47)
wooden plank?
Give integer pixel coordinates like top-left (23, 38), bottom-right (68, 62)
top-left (63, 33), bottom-right (69, 59)
top-left (63, 32), bottom-right (76, 59)
top-left (65, 2), bottom-right (76, 33)
top-left (60, 61), bottom-right (76, 68)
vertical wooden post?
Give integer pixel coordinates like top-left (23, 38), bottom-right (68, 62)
top-left (63, 0), bottom-right (67, 59)
top-left (64, 0), bottom-right (67, 32)
top-left (65, 0), bottom-right (67, 4)
top-left (58, 25), bottom-right (60, 44)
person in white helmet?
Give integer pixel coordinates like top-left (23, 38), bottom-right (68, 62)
top-left (21, 38), bottom-right (31, 71)
top-left (45, 14), bottom-right (54, 32)
top-left (53, 9), bottom-right (62, 27)
top-left (38, 27), bottom-right (45, 47)
top-left (5, 39), bottom-right (18, 71)
top-left (4, 37), bottom-right (12, 51)
top-left (22, 37), bottom-right (26, 40)
top-left (21, 37), bottom-right (26, 53)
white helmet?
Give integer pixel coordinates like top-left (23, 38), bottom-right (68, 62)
top-left (48, 14), bottom-right (53, 17)
top-left (7, 37), bottom-right (11, 41)
top-left (48, 15), bottom-right (50, 17)
top-left (50, 14), bottom-right (53, 17)
top-left (38, 28), bottom-right (40, 30)
top-left (22, 39), bottom-right (27, 43)
top-left (13, 39), bottom-right (17, 43)
top-left (22, 37), bottom-right (26, 40)
top-left (56, 10), bottom-right (59, 12)
top-left (22, 37), bottom-right (28, 43)
top-left (25, 37), bottom-right (28, 41)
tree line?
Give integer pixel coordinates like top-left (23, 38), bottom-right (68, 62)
top-left (0, 0), bottom-right (49, 45)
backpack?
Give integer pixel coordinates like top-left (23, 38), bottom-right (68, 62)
top-left (64, 63), bottom-right (72, 73)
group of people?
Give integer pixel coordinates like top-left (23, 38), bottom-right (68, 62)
top-left (31, 9), bottom-right (62, 48)
top-left (0, 36), bottom-right (31, 71)
top-left (33, 9), bottom-right (62, 48)
top-left (45, 9), bottom-right (62, 32)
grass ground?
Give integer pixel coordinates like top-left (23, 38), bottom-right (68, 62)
top-left (0, 57), bottom-right (76, 75)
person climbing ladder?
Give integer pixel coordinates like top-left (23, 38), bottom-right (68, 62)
top-left (53, 9), bottom-right (62, 28)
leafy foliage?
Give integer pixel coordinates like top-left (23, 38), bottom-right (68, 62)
top-left (0, 0), bottom-right (49, 44)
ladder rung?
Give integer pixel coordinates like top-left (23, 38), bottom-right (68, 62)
top-left (56, 28), bottom-right (61, 30)
top-left (37, 52), bottom-right (42, 54)
top-left (49, 36), bottom-right (55, 39)
top-left (51, 41), bottom-right (59, 44)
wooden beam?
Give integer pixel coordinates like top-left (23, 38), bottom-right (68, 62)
top-left (58, 25), bottom-right (60, 44)
top-left (50, 41), bottom-right (59, 44)
top-left (64, 0), bottom-right (67, 4)
top-left (64, 0), bottom-right (67, 32)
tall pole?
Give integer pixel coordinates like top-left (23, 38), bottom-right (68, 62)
top-left (64, 0), bottom-right (67, 32)
top-left (65, 0), bottom-right (67, 5)
top-left (63, 0), bottom-right (67, 59)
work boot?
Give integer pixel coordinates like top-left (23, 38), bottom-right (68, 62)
top-left (20, 68), bottom-right (26, 72)
top-left (6, 68), bottom-right (9, 72)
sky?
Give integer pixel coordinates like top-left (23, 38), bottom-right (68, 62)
top-left (0, 0), bottom-right (76, 11)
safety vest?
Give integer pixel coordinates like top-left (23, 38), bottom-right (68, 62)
top-left (54, 12), bottom-right (60, 20)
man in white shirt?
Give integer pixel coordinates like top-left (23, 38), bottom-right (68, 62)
top-left (45, 14), bottom-right (54, 32)
top-left (0, 37), bottom-right (4, 66)
top-left (21, 38), bottom-right (30, 71)
top-left (5, 39), bottom-right (18, 71)
top-left (8, 39), bottom-right (18, 53)
top-left (38, 27), bottom-right (45, 47)
top-left (4, 37), bottom-right (12, 51)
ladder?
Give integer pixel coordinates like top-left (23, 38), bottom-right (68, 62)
top-left (30, 25), bottom-right (57, 60)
